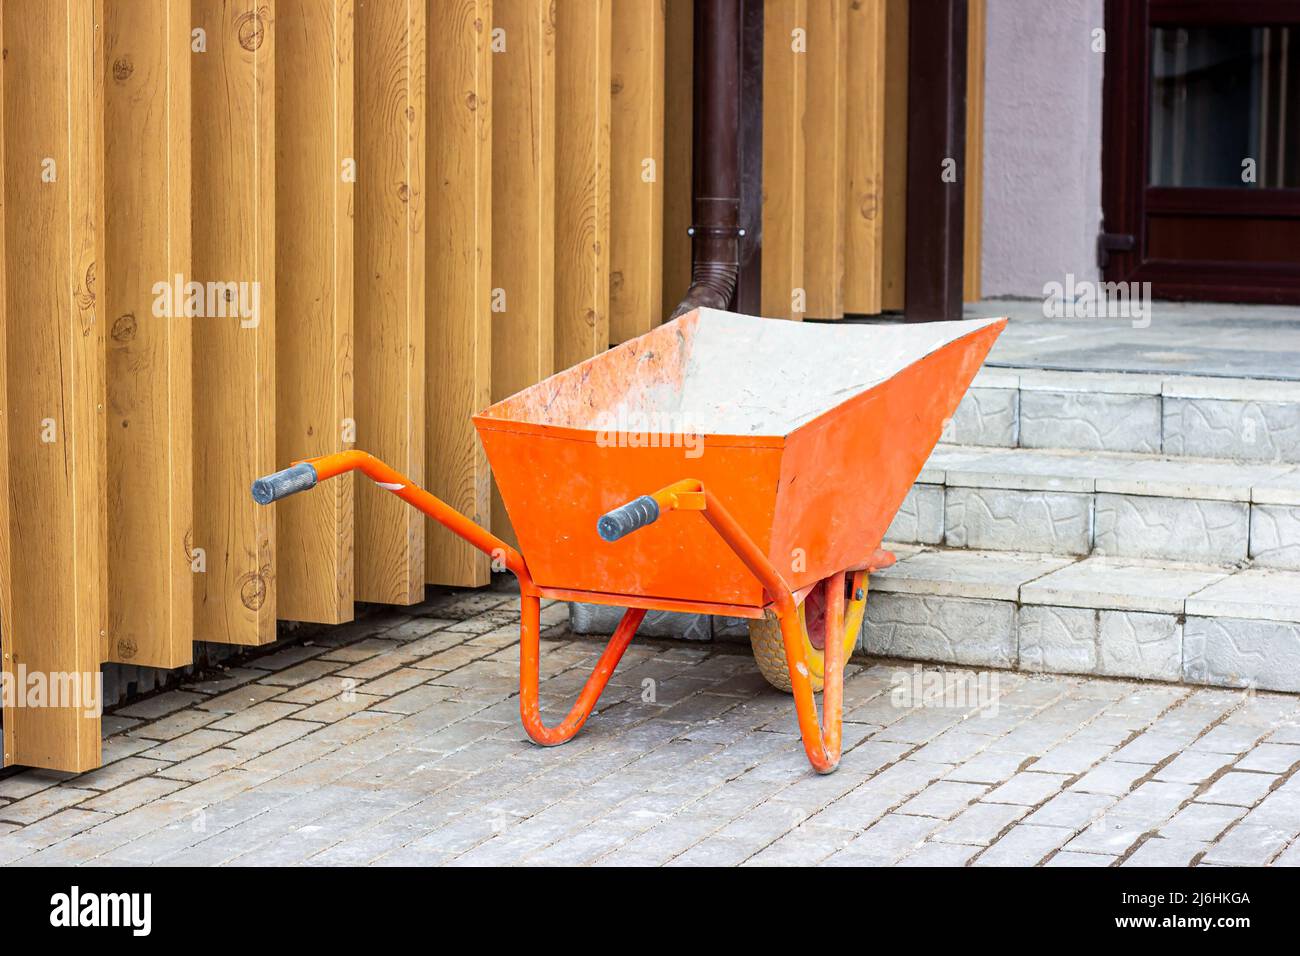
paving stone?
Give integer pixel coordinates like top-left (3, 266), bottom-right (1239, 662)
top-left (886, 485), bottom-right (945, 545)
top-left (983, 772), bottom-right (1069, 806)
top-left (114, 691), bottom-right (206, 721)
top-left (972, 824), bottom-right (1071, 866)
top-left (1123, 836), bottom-right (1208, 867)
top-left (1029, 741), bottom-right (1115, 776)
top-left (1201, 824), bottom-right (1296, 866)
top-left (942, 386), bottom-right (1018, 447)
top-left (1250, 505), bottom-right (1300, 569)
top-left (1044, 850), bottom-right (1115, 867)
top-left (933, 801), bottom-right (1029, 846)
top-left (1018, 605), bottom-right (1096, 674)
top-left (944, 487), bottom-right (1091, 554)
top-left (864, 594), bottom-right (1016, 668)
top-left (873, 549), bottom-right (1070, 602)
top-left (1185, 568), bottom-right (1300, 624)
top-left (1070, 760), bottom-right (1151, 796)
top-left (1022, 557), bottom-right (1227, 615)
top-left (1196, 771), bottom-right (1278, 808)
top-left (1154, 750), bottom-right (1236, 785)
top-left (1020, 391), bottom-right (1160, 453)
top-left (1159, 803), bottom-right (1247, 843)
top-left (1024, 790), bottom-right (1116, 829)
top-left (896, 781), bottom-right (988, 820)
top-left (1237, 742), bottom-right (1300, 774)
top-left (1163, 397), bottom-right (1300, 463)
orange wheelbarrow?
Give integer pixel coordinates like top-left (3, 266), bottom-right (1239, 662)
top-left (253, 309), bottom-right (1005, 773)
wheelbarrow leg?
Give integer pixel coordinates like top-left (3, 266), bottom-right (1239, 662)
top-left (598, 479), bottom-right (846, 773)
top-left (517, 597), bottom-right (645, 746)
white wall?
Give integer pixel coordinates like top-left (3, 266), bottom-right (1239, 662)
top-left (981, 0), bottom-right (1106, 297)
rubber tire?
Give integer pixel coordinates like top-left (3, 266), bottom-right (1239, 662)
top-left (748, 596), bottom-right (860, 693)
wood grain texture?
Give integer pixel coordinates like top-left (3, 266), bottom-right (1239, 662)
top-left (881, 0), bottom-right (908, 311)
top-left (192, 0), bottom-right (276, 645)
top-left (660, 0), bottom-right (692, 322)
top-left (275, 0), bottom-right (355, 622)
top-left (354, 0), bottom-right (425, 604)
top-left (426, 0), bottom-right (491, 587)
top-left (0, 0), bottom-right (107, 771)
top-left (490, 0), bottom-right (554, 549)
top-left (761, 0), bottom-right (807, 320)
top-left (844, 0), bottom-right (886, 315)
top-left (104, 0), bottom-right (194, 669)
top-left (964, 0), bottom-right (984, 302)
top-left (802, 0), bottom-right (847, 319)
top-left (609, 0), bottom-right (664, 343)
top-left (554, 0), bottom-right (611, 368)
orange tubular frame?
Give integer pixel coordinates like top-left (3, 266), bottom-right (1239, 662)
top-left (290, 453), bottom-right (847, 773)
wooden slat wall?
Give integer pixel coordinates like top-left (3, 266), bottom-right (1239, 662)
top-left (609, 0), bottom-right (665, 344)
top-left (426, 0), bottom-right (493, 588)
top-left (801, 0), bottom-right (848, 320)
top-left (275, 0), bottom-right (354, 623)
top-left (844, 0), bottom-right (887, 315)
top-left (661, 0), bottom-right (693, 322)
top-left (760, 0), bottom-right (807, 320)
top-left (191, 0), bottom-right (276, 646)
top-left (964, 0), bottom-right (985, 302)
top-left (554, 0), bottom-right (612, 368)
top-left (0, 0), bottom-right (107, 771)
top-left (104, 0), bottom-right (194, 667)
top-left (354, 0), bottom-right (425, 605)
top-left (490, 0), bottom-right (555, 549)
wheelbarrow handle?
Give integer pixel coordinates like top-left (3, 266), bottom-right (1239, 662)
top-left (251, 462), bottom-right (318, 505)
top-left (597, 495), bottom-right (660, 542)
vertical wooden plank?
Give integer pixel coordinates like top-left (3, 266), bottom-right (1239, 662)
top-left (964, 0), bottom-right (985, 302)
top-left (802, 0), bottom-right (847, 319)
top-left (192, 0), bottom-right (276, 644)
top-left (490, 0), bottom-right (554, 549)
top-left (844, 0), bottom-right (887, 315)
top-left (275, 0), bottom-right (354, 623)
top-left (426, 0), bottom-right (491, 587)
top-left (354, 0), bottom-right (425, 605)
top-left (103, 0), bottom-right (193, 668)
top-left (554, 0), bottom-right (611, 369)
top-left (761, 0), bottom-right (807, 320)
top-left (609, 0), bottom-right (664, 343)
top-left (661, 0), bottom-right (693, 321)
top-left (881, 0), bottom-right (908, 311)
top-left (1, 0), bottom-right (107, 771)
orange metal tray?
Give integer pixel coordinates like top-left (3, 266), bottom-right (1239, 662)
top-left (475, 308), bottom-right (1005, 613)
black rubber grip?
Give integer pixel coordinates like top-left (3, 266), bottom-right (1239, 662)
top-left (251, 463), bottom-right (318, 505)
top-left (597, 495), bottom-right (660, 542)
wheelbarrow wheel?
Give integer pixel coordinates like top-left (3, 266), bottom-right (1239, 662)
top-left (749, 575), bottom-right (868, 693)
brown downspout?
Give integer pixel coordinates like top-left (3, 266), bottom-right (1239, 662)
top-left (671, 0), bottom-right (757, 319)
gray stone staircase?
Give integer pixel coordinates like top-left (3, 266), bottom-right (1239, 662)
top-left (875, 367), bottom-right (1300, 693)
top-left (572, 363), bottom-right (1300, 694)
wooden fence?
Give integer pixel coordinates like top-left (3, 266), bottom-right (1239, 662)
top-left (0, 0), bottom-right (984, 772)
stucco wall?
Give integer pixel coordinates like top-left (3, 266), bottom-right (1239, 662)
top-left (981, 0), bottom-right (1106, 297)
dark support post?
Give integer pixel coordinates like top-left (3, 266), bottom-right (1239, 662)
top-left (735, 0), bottom-right (764, 314)
top-left (905, 0), bottom-right (969, 322)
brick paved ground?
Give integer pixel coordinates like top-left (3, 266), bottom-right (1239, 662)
top-left (2, 586), bottom-right (1300, 866)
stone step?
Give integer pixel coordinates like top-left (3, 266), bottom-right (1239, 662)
top-left (866, 545), bottom-right (1300, 693)
top-left (890, 444), bottom-right (1300, 568)
top-left (947, 367), bottom-right (1300, 461)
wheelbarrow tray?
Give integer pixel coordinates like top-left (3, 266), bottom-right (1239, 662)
top-left (474, 308), bottom-right (1005, 615)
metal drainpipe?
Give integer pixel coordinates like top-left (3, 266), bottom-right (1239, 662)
top-left (671, 0), bottom-right (745, 319)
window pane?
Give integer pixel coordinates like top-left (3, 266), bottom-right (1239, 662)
top-left (1150, 26), bottom-right (1298, 188)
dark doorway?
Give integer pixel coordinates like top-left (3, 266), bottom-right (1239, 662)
top-left (1102, 0), bottom-right (1300, 303)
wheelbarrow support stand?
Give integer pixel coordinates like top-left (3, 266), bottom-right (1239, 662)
top-left (253, 452), bottom-right (844, 773)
